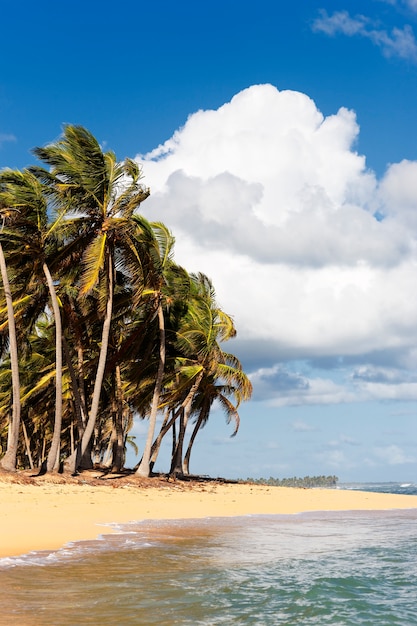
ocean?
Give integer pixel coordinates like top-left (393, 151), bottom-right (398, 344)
top-left (1, 482), bottom-right (416, 625)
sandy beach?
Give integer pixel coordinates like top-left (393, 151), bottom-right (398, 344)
top-left (1, 472), bottom-right (417, 559)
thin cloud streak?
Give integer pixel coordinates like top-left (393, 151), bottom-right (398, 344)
top-left (0, 133), bottom-right (16, 147)
top-left (313, 9), bottom-right (417, 61)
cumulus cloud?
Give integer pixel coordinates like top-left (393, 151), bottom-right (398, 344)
top-left (136, 84), bottom-right (417, 405)
top-left (379, 160), bottom-right (417, 228)
top-left (142, 86), bottom-right (406, 269)
top-left (313, 9), bottom-right (417, 62)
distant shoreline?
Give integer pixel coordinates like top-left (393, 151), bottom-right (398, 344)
top-left (2, 471), bottom-right (417, 559)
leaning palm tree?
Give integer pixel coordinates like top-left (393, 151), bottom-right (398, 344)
top-left (0, 205), bottom-right (21, 471)
top-left (18, 315), bottom-right (65, 468)
top-left (144, 271), bottom-right (239, 475)
top-left (168, 273), bottom-right (244, 475)
top-left (136, 224), bottom-right (193, 477)
top-left (0, 170), bottom-right (64, 472)
top-left (32, 125), bottom-right (152, 473)
top-left (182, 351), bottom-right (253, 474)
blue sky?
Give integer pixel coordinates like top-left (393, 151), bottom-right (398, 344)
top-left (1, 1), bottom-right (417, 482)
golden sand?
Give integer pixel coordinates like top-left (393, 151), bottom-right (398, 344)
top-left (1, 473), bottom-right (417, 559)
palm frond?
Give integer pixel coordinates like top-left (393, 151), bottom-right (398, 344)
top-left (79, 233), bottom-right (107, 297)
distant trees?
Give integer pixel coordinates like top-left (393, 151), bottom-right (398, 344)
top-left (0, 125), bottom-right (252, 476)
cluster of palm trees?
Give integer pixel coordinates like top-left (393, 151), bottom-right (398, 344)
top-left (0, 125), bottom-right (252, 477)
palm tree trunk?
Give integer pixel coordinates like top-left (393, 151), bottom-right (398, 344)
top-left (65, 257), bottom-right (114, 474)
top-left (62, 337), bottom-right (86, 435)
top-left (43, 262), bottom-right (64, 473)
top-left (70, 418), bottom-right (75, 455)
top-left (21, 416), bottom-right (34, 470)
top-left (170, 404), bottom-right (190, 476)
top-left (148, 407), bottom-right (171, 472)
top-left (169, 371), bottom-right (203, 476)
top-left (111, 364), bottom-right (125, 472)
top-left (0, 242), bottom-right (21, 471)
top-left (171, 415), bottom-right (177, 467)
top-left (148, 368), bottom-right (203, 473)
top-left (183, 411), bottom-right (205, 475)
top-left (136, 301), bottom-right (166, 477)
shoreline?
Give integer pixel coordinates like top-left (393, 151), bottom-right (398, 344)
top-left (2, 473), bottom-right (417, 559)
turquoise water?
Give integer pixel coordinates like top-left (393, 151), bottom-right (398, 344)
top-left (339, 482), bottom-right (417, 496)
top-left (1, 485), bottom-right (417, 625)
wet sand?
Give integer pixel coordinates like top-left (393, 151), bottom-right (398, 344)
top-left (2, 474), bottom-right (417, 558)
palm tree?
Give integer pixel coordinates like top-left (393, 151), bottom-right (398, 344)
top-left (18, 315), bottom-right (64, 468)
top-left (171, 273), bottom-right (251, 475)
top-left (136, 223), bottom-right (189, 477)
top-left (148, 271), bottom-right (245, 476)
top-left (0, 170), bottom-right (64, 471)
top-left (0, 207), bottom-right (21, 471)
top-left (32, 125), bottom-right (151, 473)
top-left (182, 351), bottom-right (252, 474)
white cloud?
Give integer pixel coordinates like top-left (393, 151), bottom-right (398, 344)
top-left (352, 365), bottom-right (413, 385)
top-left (313, 9), bottom-right (417, 62)
top-left (271, 374), bottom-right (356, 407)
top-left (312, 10), bottom-right (369, 37)
top-left (371, 24), bottom-right (417, 60)
top-left (373, 444), bottom-right (416, 464)
top-left (317, 448), bottom-right (350, 469)
top-left (379, 160), bottom-right (417, 228)
top-left (350, 365), bottom-right (417, 401)
top-left (378, 0), bottom-right (417, 12)
top-left (0, 133), bottom-right (16, 147)
top-left (355, 381), bottom-right (417, 401)
top-left (406, 0), bottom-right (417, 11)
top-left (136, 84), bottom-right (417, 404)
top-left (248, 361), bottom-right (417, 406)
